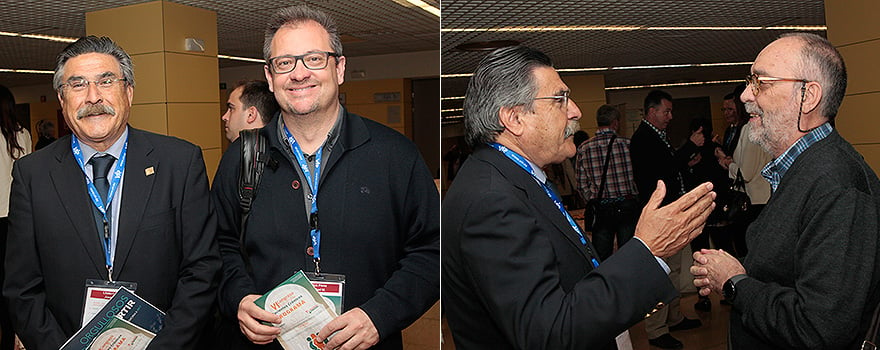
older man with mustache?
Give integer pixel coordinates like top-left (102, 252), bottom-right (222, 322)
top-left (443, 45), bottom-right (717, 350)
top-left (3, 36), bottom-right (220, 349)
top-left (691, 32), bottom-right (880, 349)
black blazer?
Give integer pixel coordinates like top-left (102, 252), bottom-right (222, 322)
top-left (630, 121), bottom-right (698, 205)
top-left (442, 146), bottom-right (676, 350)
top-left (3, 127), bottom-right (221, 349)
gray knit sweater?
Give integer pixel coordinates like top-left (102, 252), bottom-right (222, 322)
top-left (730, 130), bottom-right (880, 349)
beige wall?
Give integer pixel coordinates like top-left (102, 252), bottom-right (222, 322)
top-left (826, 0), bottom-right (880, 174)
top-left (339, 78), bottom-right (412, 137)
top-left (562, 74), bottom-right (607, 135)
top-left (87, 0), bottom-right (222, 180)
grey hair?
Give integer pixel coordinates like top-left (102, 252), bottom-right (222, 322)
top-left (596, 104), bottom-right (621, 127)
top-left (779, 32), bottom-right (847, 119)
top-left (463, 46), bottom-right (552, 147)
top-left (53, 36), bottom-right (135, 96)
top-left (263, 5), bottom-right (343, 61)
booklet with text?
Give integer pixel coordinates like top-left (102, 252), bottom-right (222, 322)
top-left (254, 270), bottom-right (338, 350)
top-left (60, 287), bottom-right (165, 350)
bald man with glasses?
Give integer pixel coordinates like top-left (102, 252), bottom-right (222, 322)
top-left (692, 32), bottom-right (880, 349)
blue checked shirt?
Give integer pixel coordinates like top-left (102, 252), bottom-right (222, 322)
top-left (762, 122), bottom-right (832, 193)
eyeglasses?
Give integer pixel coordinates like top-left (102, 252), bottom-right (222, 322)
top-left (59, 77), bottom-right (127, 93)
top-left (532, 91), bottom-right (570, 106)
top-left (745, 73), bottom-right (808, 96)
top-left (267, 51), bottom-right (340, 74)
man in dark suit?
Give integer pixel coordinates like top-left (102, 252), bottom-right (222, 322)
top-left (630, 90), bottom-right (705, 349)
top-left (692, 33), bottom-right (880, 349)
top-left (3, 36), bottom-right (220, 349)
top-left (442, 46), bottom-right (716, 350)
top-left (720, 91), bottom-right (746, 157)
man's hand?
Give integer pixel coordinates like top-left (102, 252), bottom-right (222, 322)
top-left (237, 294), bottom-right (282, 345)
top-left (690, 127), bottom-right (706, 147)
top-left (634, 180), bottom-right (715, 258)
top-left (718, 156), bottom-right (733, 170)
top-left (691, 249), bottom-right (746, 296)
top-left (316, 308), bottom-right (379, 350)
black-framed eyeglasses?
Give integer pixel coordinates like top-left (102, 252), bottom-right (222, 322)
top-left (267, 51), bottom-right (340, 74)
top-left (532, 91), bottom-right (570, 106)
top-left (58, 77), bottom-right (127, 93)
top-left (746, 73), bottom-right (809, 96)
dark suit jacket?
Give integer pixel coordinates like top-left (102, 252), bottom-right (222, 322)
top-left (442, 146), bottom-right (677, 350)
top-left (3, 127), bottom-right (221, 350)
top-left (630, 121), bottom-right (698, 205)
top-left (722, 123), bottom-right (744, 156)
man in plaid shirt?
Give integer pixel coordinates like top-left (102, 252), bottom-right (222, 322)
top-left (575, 104), bottom-right (640, 261)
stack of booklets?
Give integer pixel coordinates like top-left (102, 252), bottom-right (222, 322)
top-left (60, 287), bottom-right (164, 350)
top-left (254, 270), bottom-right (339, 350)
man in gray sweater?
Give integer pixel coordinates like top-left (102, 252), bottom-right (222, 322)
top-left (691, 32), bottom-right (880, 349)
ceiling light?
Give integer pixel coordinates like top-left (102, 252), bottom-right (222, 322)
top-left (0, 31), bottom-right (77, 43)
top-left (442, 25), bottom-right (826, 33)
top-left (0, 68), bottom-right (54, 74)
top-left (605, 79), bottom-right (744, 90)
top-left (392, 0), bottom-right (439, 17)
top-left (1, 30), bottom-right (270, 64)
top-left (441, 108), bottom-right (463, 113)
top-left (217, 55), bottom-right (264, 63)
top-left (440, 78), bottom-right (745, 100)
top-left (442, 61), bottom-right (753, 78)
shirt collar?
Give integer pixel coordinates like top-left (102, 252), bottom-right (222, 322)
top-left (642, 119), bottom-right (666, 138)
top-left (596, 127), bottom-right (615, 135)
top-left (761, 122), bottom-right (832, 192)
top-left (276, 106), bottom-right (344, 156)
top-left (527, 157), bottom-right (547, 184)
top-left (80, 127), bottom-right (129, 162)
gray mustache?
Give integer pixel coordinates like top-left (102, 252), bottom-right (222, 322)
top-left (564, 121), bottom-right (580, 138)
top-left (77, 104), bottom-right (116, 119)
top-left (745, 102), bottom-right (762, 118)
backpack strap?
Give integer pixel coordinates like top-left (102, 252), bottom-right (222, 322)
top-left (238, 128), bottom-right (268, 274)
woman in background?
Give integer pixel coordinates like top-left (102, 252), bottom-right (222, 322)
top-left (0, 85), bottom-right (32, 350)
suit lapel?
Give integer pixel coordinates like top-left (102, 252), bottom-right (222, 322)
top-left (113, 129), bottom-right (157, 277)
top-left (49, 140), bottom-right (107, 276)
top-left (479, 148), bottom-right (591, 261)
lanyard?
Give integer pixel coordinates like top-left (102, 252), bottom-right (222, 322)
top-left (488, 143), bottom-right (599, 268)
top-left (72, 135), bottom-right (128, 280)
top-left (282, 122), bottom-right (324, 273)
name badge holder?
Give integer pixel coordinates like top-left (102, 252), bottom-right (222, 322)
top-left (82, 279), bottom-right (138, 327)
top-left (304, 272), bottom-right (346, 316)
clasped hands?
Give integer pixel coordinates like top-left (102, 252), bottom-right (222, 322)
top-left (691, 249), bottom-right (746, 295)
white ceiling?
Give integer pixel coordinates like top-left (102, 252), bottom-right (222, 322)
top-left (441, 0), bottom-right (827, 122)
top-left (0, 0), bottom-right (440, 87)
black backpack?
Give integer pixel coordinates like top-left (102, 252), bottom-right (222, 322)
top-left (237, 128), bottom-right (271, 272)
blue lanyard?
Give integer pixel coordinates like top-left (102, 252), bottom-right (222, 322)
top-left (488, 143), bottom-right (599, 268)
top-left (282, 122), bottom-right (324, 271)
top-left (71, 135), bottom-right (128, 276)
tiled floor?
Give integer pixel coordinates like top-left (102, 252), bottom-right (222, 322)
top-left (630, 292), bottom-right (730, 350)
